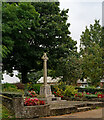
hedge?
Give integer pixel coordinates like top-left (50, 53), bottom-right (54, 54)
top-left (75, 87), bottom-right (104, 94)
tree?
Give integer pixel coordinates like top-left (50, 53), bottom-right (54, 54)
top-left (2, 2), bottom-right (40, 83)
top-left (80, 20), bottom-right (104, 86)
top-left (3, 2), bottom-right (77, 83)
top-left (55, 54), bottom-right (81, 85)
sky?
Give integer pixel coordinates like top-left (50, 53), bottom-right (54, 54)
top-left (59, 0), bottom-right (103, 50)
top-left (2, 0), bottom-right (104, 83)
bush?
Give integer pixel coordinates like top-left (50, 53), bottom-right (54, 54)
top-left (52, 82), bottom-right (65, 98)
top-left (85, 94), bottom-right (97, 98)
top-left (33, 84), bottom-right (42, 94)
top-left (2, 83), bottom-right (24, 93)
top-left (25, 83), bottom-right (42, 94)
top-left (75, 87), bottom-right (104, 94)
top-left (15, 83), bottom-right (24, 90)
top-left (64, 85), bottom-right (78, 97)
top-left (51, 81), bottom-right (66, 92)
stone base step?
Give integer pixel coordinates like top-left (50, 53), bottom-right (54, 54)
top-left (75, 103), bottom-right (87, 107)
top-left (50, 106), bottom-right (77, 116)
top-left (49, 101), bottom-right (103, 116)
top-left (77, 106), bottom-right (92, 112)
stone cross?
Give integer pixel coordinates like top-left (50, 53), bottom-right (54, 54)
top-left (42, 53), bottom-right (48, 85)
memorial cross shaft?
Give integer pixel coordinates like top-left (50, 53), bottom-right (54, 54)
top-left (42, 53), bottom-right (48, 85)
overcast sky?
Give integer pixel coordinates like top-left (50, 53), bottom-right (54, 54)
top-left (59, 0), bottom-right (103, 50)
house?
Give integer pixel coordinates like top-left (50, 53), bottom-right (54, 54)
top-left (77, 79), bottom-right (88, 88)
top-left (37, 77), bottom-right (61, 85)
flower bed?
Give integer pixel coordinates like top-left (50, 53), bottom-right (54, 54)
top-left (53, 91), bottom-right (64, 98)
top-left (24, 98), bottom-right (45, 106)
top-left (74, 92), bottom-right (104, 99)
top-left (28, 90), bottom-right (37, 97)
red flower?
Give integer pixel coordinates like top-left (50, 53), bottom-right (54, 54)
top-left (54, 91), bottom-right (56, 94)
top-left (98, 94), bottom-right (103, 98)
top-left (40, 100), bottom-right (45, 105)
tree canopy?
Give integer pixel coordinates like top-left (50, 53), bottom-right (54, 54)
top-left (80, 20), bottom-right (104, 86)
top-left (2, 2), bottom-right (77, 83)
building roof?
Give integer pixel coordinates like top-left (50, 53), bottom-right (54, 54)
top-left (37, 77), bottom-right (61, 84)
top-left (77, 79), bottom-right (88, 84)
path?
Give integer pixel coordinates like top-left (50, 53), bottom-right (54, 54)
top-left (42, 108), bottom-right (103, 118)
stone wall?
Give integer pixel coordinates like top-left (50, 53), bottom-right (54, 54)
top-left (23, 105), bottom-right (50, 118)
top-left (2, 96), bottom-right (15, 114)
top-left (2, 93), bottom-right (50, 118)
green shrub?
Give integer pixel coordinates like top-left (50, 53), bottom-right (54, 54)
top-left (75, 87), bottom-right (104, 94)
top-left (64, 85), bottom-right (78, 97)
top-left (2, 83), bottom-right (24, 93)
top-left (33, 84), bottom-right (42, 94)
top-left (2, 105), bottom-right (15, 118)
top-left (58, 81), bottom-right (66, 91)
top-left (51, 81), bottom-right (66, 93)
top-left (25, 83), bottom-right (42, 94)
top-left (85, 94), bottom-right (97, 98)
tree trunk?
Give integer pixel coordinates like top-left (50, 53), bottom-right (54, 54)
top-left (21, 70), bottom-right (28, 84)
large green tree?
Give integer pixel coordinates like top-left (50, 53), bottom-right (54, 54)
top-left (2, 2), bottom-right (39, 83)
top-left (80, 20), bottom-right (104, 86)
top-left (55, 53), bottom-right (80, 85)
top-left (3, 2), bottom-right (77, 83)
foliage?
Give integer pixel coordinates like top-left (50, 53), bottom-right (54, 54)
top-left (0, 45), bottom-right (10, 59)
top-left (56, 55), bottom-right (80, 85)
top-left (2, 2), bottom-right (40, 83)
top-left (52, 82), bottom-right (64, 97)
top-left (80, 20), bottom-right (104, 86)
top-left (17, 70), bottom-right (43, 84)
top-left (15, 83), bottom-right (25, 90)
top-left (24, 98), bottom-right (45, 106)
top-left (85, 94), bottom-right (98, 98)
top-left (3, 2), bottom-right (77, 84)
top-left (56, 81), bottom-right (66, 91)
top-left (53, 88), bottom-right (64, 98)
top-left (2, 105), bottom-right (15, 118)
top-left (74, 92), bottom-right (85, 98)
top-left (24, 83), bottom-right (42, 94)
top-left (75, 87), bottom-right (104, 94)
top-left (28, 90), bottom-right (37, 97)
top-left (2, 83), bottom-right (24, 93)
top-left (74, 92), bottom-right (104, 99)
top-left (64, 85), bottom-right (78, 97)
